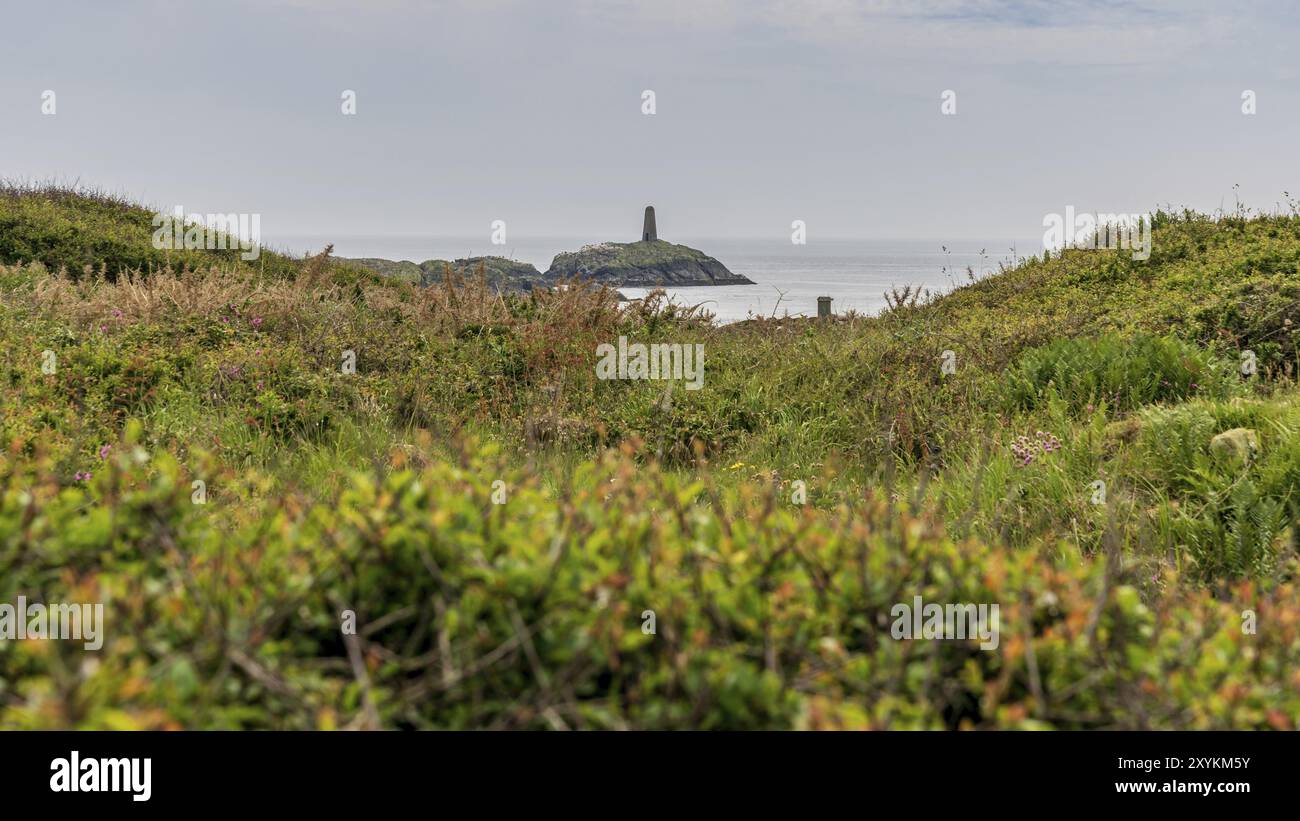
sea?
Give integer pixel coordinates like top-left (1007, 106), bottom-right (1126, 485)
top-left (268, 235), bottom-right (1045, 325)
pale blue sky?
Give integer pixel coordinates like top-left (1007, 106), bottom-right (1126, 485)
top-left (2, 1), bottom-right (1297, 241)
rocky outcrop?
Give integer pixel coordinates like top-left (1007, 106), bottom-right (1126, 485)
top-left (341, 230), bottom-right (754, 293)
top-left (419, 257), bottom-right (545, 292)
top-left (340, 257), bottom-right (424, 282)
top-left (1210, 428), bottom-right (1259, 468)
top-left (544, 240), bottom-right (754, 287)
top-left (342, 256), bottom-right (544, 292)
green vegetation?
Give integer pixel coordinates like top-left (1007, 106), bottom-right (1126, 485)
top-left (1, 187), bottom-right (1298, 729)
top-left (0, 182), bottom-right (380, 286)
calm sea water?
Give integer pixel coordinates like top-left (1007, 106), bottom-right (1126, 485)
top-left (269, 235), bottom-right (1043, 324)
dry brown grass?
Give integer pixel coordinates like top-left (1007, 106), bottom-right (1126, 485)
top-left (3, 255), bottom-right (629, 341)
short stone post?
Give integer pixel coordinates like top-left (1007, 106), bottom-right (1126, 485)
top-left (817, 296), bottom-right (832, 318)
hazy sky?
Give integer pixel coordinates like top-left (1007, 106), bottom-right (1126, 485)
top-left (3, 1), bottom-right (1298, 242)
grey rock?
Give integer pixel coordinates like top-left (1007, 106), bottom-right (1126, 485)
top-left (544, 240), bottom-right (754, 287)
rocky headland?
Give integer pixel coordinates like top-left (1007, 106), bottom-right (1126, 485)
top-left (341, 206), bottom-right (754, 292)
top-left (543, 239), bottom-right (753, 287)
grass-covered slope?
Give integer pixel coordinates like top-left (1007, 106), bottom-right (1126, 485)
top-left (0, 184), bottom-right (380, 286)
top-left (1, 190), bottom-right (1298, 729)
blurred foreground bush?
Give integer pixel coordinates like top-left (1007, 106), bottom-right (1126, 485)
top-left (2, 435), bottom-right (1296, 730)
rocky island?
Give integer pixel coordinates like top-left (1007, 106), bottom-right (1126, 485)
top-left (543, 207), bottom-right (754, 287)
top-left (342, 206), bottom-right (754, 291)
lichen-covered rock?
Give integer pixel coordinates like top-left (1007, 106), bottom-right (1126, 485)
top-left (1103, 417), bottom-right (1143, 449)
top-left (544, 240), bottom-right (754, 287)
top-left (1210, 427), bottom-right (1259, 467)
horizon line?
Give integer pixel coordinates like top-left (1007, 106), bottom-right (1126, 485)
top-left (264, 233), bottom-right (1044, 244)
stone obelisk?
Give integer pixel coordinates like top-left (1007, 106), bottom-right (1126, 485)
top-left (642, 206), bottom-right (657, 242)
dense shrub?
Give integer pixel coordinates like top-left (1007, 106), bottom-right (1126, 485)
top-left (1, 440), bottom-right (1296, 730)
top-left (1004, 334), bottom-right (1237, 415)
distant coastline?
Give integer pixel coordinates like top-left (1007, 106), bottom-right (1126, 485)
top-left (269, 235), bottom-right (1043, 323)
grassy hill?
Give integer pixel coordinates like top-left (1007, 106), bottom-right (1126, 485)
top-left (0, 183), bottom-right (381, 286)
top-left (1, 188), bottom-right (1298, 729)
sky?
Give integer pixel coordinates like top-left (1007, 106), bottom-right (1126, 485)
top-left (2, 0), bottom-right (1298, 243)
